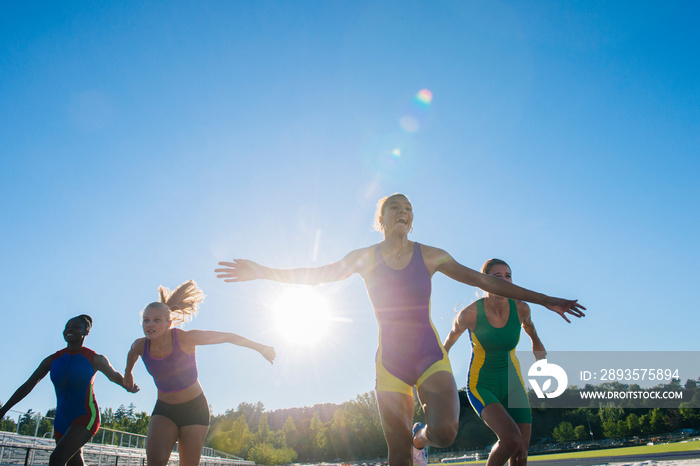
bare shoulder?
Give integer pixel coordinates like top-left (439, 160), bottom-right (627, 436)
top-left (175, 328), bottom-right (200, 352)
top-left (418, 242), bottom-right (449, 268)
top-left (91, 353), bottom-right (111, 369)
top-left (130, 338), bottom-right (146, 354)
top-left (419, 243), bottom-right (449, 260)
top-left (39, 353), bottom-right (56, 370)
top-left (456, 300), bottom-right (479, 330)
top-left (345, 245), bottom-right (374, 261)
top-left (348, 244), bottom-right (378, 276)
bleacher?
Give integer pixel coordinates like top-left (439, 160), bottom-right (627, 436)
top-left (0, 430), bottom-right (253, 466)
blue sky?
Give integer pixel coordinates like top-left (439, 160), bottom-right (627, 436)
top-left (1, 1), bottom-right (698, 419)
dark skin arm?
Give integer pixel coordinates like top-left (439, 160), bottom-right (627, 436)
top-left (92, 354), bottom-right (140, 393)
top-left (0, 356), bottom-right (52, 419)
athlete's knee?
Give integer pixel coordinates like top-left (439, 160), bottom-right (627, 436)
top-left (496, 436), bottom-right (520, 457)
top-left (49, 449), bottom-right (79, 466)
top-left (146, 457), bottom-right (170, 466)
top-left (146, 449), bottom-right (172, 466)
top-left (426, 419), bottom-right (458, 448)
top-left (512, 440), bottom-right (529, 465)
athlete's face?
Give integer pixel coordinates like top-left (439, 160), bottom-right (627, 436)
top-left (488, 264), bottom-right (512, 283)
top-left (142, 305), bottom-right (171, 340)
top-left (63, 318), bottom-right (87, 343)
top-left (381, 196), bottom-right (413, 234)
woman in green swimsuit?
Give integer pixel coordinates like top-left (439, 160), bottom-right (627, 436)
top-left (443, 259), bottom-right (551, 466)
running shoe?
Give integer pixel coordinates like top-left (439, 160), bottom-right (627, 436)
top-left (412, 422), bottom-right (428, 466)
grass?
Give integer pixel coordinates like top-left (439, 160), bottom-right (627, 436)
top-left (438, 439), bottom-right (700, 464)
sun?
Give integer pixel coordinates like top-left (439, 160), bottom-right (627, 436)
top-left (272, 287), bottom-right (332, 345)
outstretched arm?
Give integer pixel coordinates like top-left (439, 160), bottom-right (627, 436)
top-left (428, 248), bottom-right (585, 322)
top-left (215, 248), bottom-right (370, 286)
top-left (93, 354), bottom-right (140, 393)
top-left (519, 303), bottom-right (547, 360)
top-left (184, 330), bottom-right (276, 364)
top-left (442, 303), bottom-right (477, 353)
top-left (0, 356), bottom-right (52, 419)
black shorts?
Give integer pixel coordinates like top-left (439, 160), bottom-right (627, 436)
top-left (152, 393), bottom-right (210, 427)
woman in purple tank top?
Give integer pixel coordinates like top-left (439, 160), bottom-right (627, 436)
top-left (215, 193), bottom-right (585, 466)
top-left (124, 280), bottom-right (276, 466)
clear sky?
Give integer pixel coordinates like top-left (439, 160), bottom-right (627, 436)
top-left (1, 1), bottom-right (698, 419)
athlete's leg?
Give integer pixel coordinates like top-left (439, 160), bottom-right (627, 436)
top-left (49, 425), bottom-right (93, 466)
top-left (509, 423), bottom-right (531, 466)
top-left (414, 371), bottom-right (459, 449)
top-left (176, 425), bottom-right (209, 466)
top-left (481, 403), bottom-right (521, 466)
top-left (146, 415), bottom-right (179, 466)
top-left (376, 390), bottom-right (415, 466)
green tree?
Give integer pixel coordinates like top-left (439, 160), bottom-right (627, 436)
top-left (616, 419), bottom-right (630, 438)
top-left (248, 442), bottom-right (297, 465)
top-left (602, 419), bottom-right (619, 439)
top-left (553, 421), bottom-right (576, 442)
top-left (574, 425), bottom-right (588, 440)
top-left (209, 415), bottom-right (252, 457)
top-left (18, 410), bottom-right (37, 436)
top-left (37, 409), bottom-right (55, 438)
top-left (649, 408), bottom-right (664, 433)
top-left (256, 413), bottom-right (271, 443)
top-left (309, 412), bottom-right (329, 460)
top-left (0, 404), bottom-right (17, 433)
top-left (626, 413), bottom-right (641, 435)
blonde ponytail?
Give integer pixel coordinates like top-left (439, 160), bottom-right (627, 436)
top-left (158, 280), bottom-right (204, 326)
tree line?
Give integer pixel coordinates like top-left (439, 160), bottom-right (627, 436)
top-left (2, 378), bottom-right (699, 464)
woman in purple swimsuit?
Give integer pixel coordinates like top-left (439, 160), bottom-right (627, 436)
top-left (124, 280), bottom-right (276, 466)
top-left (215, 193), bottom-right (584, 466)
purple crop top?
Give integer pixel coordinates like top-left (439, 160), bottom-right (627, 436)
top-left (142, 328), bottom-right (198, 393)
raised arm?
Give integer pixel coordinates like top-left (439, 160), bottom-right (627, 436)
top-left (92, 354), bottom-right (140, 393)
top-left (518, 302), bottom-right (547, 360)
top-left (442, 302), bottom-right (477, 353)
top-left (215, 248), bottom-right (370, 286)
top-left (426, 247), bottom-right (585, 322)
top-left (0, 356), bottom-right (52, 419)
top-left (182, 330), bottom-right (276, 364)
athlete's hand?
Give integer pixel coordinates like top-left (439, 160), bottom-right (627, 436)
top-left (544, 298), bottom-right (585, 323)
top-left (260, 345), bottom-right (276, 364)
top-left (126, 383), bottom-right (140, 394)
top-left (532, 341), bottom-right (547, 361)
top-left (215, 259), bottom-right (264, 282)
top-left (123, 373), bottom-right (135, 390)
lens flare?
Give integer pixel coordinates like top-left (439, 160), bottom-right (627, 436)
top-left (399, 116), bottom-right (419, 133)
top-left (415, 89), bottom-right (433, 107)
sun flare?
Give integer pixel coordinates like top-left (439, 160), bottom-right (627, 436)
top-left (272, 287), bottom-right (331, 345)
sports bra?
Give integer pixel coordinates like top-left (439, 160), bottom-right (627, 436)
top-left (142, 328), bottom-right (198, 393)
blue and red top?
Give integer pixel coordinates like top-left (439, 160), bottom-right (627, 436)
top-left (49, 347), bottom-right (100, 435)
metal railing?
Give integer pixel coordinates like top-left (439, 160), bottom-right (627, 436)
top-left (0, 410), bottom-right (253, 466)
